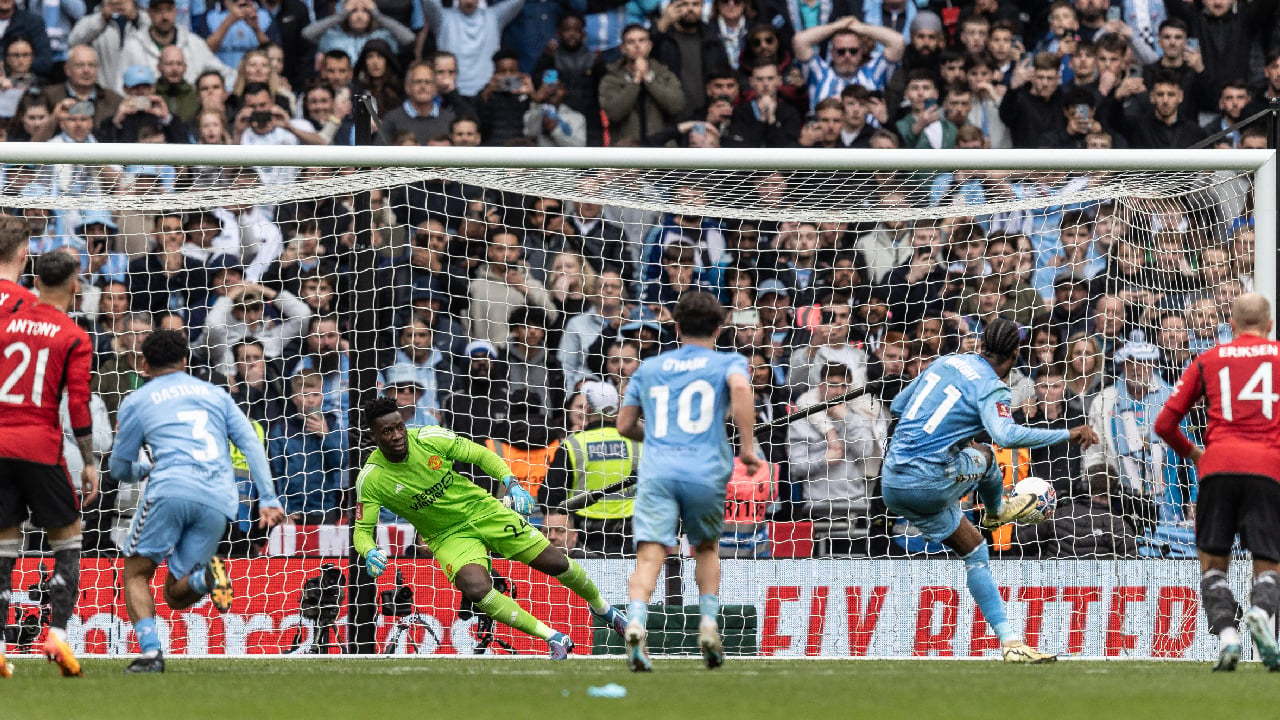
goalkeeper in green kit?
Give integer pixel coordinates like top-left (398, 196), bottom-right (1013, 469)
top-left (354, 396), bottom-right (628, 658)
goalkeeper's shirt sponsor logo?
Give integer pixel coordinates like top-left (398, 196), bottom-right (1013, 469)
top-left (408, 473), bottom-right (455, 511)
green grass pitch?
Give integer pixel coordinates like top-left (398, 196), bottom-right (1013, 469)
top-left (3, 658), bottom-right (1278, 720)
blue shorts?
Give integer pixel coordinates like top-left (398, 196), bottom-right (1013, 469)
top-left (124, 496), bottom-right (227, 578)
top-left (881, 446), bottom-right (999, 542)
top-left (633, 475), bottom-right (727, 548)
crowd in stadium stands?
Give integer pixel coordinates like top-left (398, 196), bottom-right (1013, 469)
top-left (0, 0), bottom-right (1266, 558)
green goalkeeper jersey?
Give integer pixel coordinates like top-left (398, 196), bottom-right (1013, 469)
top-left (353, 425), bottom-right (513, 555)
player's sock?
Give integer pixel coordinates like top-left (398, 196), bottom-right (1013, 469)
top-left (699, 594), bottom-right (719, 625)
top-left (1220, 627), bottom-right (1242, 647)
top-left (188, 564), bottom-right (210, 597)
top-left (1250, 571), bottom-right (1280, 620)
top-left (628, 599), bottom-right (649, 629)
top-left (134, 616), bottom-right (163, 656)
top-left (474, 589), bottom-right (555, 640)
top-left (48, 536), bottom-right (82, 634)
top-left (1201, 569), bottom-right (1241, 635)
top-left (554, 557), bottom-right (609, 613)
top-left (964, 542), bottom-right (1014, 642)
top-left (0, 539), bottom-right (17, 656)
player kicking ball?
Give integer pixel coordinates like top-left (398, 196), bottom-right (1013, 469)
top-left (617, 292), bottom-right (763, 672)
top-left (110, 330), bottom-right (286, 673)
top-left (881, 318), bottom-right (1098, 663)
top-left (356, 397), bottom-right (627, 658)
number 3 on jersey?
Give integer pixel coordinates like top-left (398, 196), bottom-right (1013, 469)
top-left (178, 409), bottom-right (221, 462)
top-left (903, 372), bottom-right (963, 433)
top-left (1218, 362), bottom-right (1280, 420)
top-left (649, 380), bottom-right (715, 438)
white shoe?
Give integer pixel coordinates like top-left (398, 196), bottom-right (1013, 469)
top-left (1243, 607), bottom-right (1280, 670)
top-left (624, 620), bottom-right (651, 672)
top-left (699, 618), bottom-right (724, 670)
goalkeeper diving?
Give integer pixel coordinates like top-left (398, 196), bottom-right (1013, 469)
top-left (355, 396), bottom-right (628, 658)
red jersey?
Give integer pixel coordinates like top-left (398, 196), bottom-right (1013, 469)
top-left (0, 302), bottom-right (92, 465)
top-left (1156, 334), bottom-right (1280, 482)
top-left (0, 278), bottom-right (36, 317)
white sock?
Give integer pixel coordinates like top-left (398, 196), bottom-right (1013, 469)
top-left (1221, 627), bottom-right (1241, 647)
top-left (49, 627), bottom-right (67, 642)
top-left (142, 648), bottom-right (161, 658)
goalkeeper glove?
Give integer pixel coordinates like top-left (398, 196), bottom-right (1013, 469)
top-left (364, 547), bottom-right (388, 578)
top-left (503, 475), bottom-right (535, 516)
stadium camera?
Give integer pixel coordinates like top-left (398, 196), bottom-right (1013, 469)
top-left (289, 563), bottom-right (345, 654)
top-left (378, 570), bottom-right (415, 618)
top-left (457, 570), bottom-right (517, 655)
top-left (4, 564), bottom-right (53, 653)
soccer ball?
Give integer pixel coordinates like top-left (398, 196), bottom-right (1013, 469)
top-left (1012, 477), bottom-right (1056, 525)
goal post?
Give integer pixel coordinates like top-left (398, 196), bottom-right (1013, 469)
top-left (1, 144), bottom-right (1275, 659)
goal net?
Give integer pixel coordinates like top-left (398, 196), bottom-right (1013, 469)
top-left (2, 146), bottom-right (1273, 660)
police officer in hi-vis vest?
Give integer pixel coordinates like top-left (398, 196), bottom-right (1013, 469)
top-left (543, 381), bottom-right (638, 557)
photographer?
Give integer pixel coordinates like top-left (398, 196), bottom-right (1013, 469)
top-left (522, 69), bottom-right (585, 147)
top-left (97, 65), bottom-right (189, 144)
top-left (478, 49), bottom-right (532, 146)
top-left (233, 81), bottom-right (326, 152)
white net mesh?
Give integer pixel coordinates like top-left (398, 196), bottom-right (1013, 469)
top-left (2, 154), bottom-right (1267, 659)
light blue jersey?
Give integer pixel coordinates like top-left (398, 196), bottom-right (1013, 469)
top-left (883, 354), bottom-right (1070, 485)
top-left (622, 345), bottom-right (748, 486)
top-left (110, 372), bottom-right (281, 520)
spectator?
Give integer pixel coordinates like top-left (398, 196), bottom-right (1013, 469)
top-left (257, 0), bottom-right (313, 90)
top-left (383, 364), bottom-right (438, 427)
top-left (532, 13), bottom-right (604, 144)
top-left (1166, 0), bottom-right (1266, 113)
top-left (477, 49), bottom-right (532, 146)
top-left (422, 0), bottom-right (526, 97)
top-left (99, 65), bottom-right (189, 144)
top-left (792, 16), bottom-right (905, 110)
top-left (352, 39), bottom-right (403, 118)
top-left (1116, 69), bottom-right (1209, 148)
top-left (441, 339), bottom-right (508, 441)
top-left (0, 0), bottom-right (52, 79)
top-left (205, 281), bottom-right (311, 377)
top-left (895, 70), bottom-right (954, 149)
top-left (228, 338), bottom-right (287, 426)
top-left (77, 212), bottom-right (130, 287)
top-left (501, 305), bottom-right (563, 409)
top-left (205, 0), bottom-right (274, 70)
top-left (1142, 18), bottom-right (1203, 118)
top-left (1084, 341), bottom-right (1183, 520)
top-left (545, 251), bottom-right (599, 318)
top-left (1000, 51), bottom-right (1065, 148)
top-left (385, 315), bottom-right (445, 420)
top-left (1063, 331), bottom-right (1106, 410)
top-left (522, 70), bottom-right (587, 147)
top-left (468, 227), bottom-right (558, 347)
top-left (1022, 366), bottom-right (1088, 494)
top-left (835, 85), bottom-right (876, 147)
top-left (598, 24), bottom-right (685, 145)
top-left (651, 0), bottom-right (732, 114)
top-left (126, 212), bottom-right (209, 317)
top-left (1041, 87), bottom-right (1126, 149)
top-left (855, 194), bottom-right (912, 284)
top-left (1013, 463), bottom-right (1140, 558)
top-left (269, 371), bottom-right (346, 524)
top-left (560, 269), bottom-right (627, 392)
top-left (723, 62), bottom-right (800, 147)
top-left (69, 0), bottom-right (147, 91)
top-left (92, 310), bottom-right (152, 426)
top-left (121, 0), bottom-right (233, 91)
top-left (234, 80), bottom-right (324, 153)
top-left (210, 170), bottom-right (286, 279)
top-left (0, 37), bottom-right (41, 98)
top-left (563, 192), bottom-right (629, 279)
top-left (291, 315), bottom-right (350, 428)
top-left (709, 0), bottom-right (752, 70)
top-left (541, 510), bottom-right (584, 556)
top-left (194, 69), bottom-right (231, 121)
top-left (43, 45), bottom-right (123, 128)
top-left (787, 362), bottom-right (885, 511)
top-left (430, 51), bottom-right (476, 118)
top-left (302, 0), bottom-right (415, 61)
top-left (789, 302), bottom-right (869, 396)
top-left (380, 61), bottom-right (457, 145)
top-left (1202, 79), bottom-right (1250, 147)
top-left (153, 48), bottom-right (201, 123)
top-left (883, 9), bottom-right (945, 108)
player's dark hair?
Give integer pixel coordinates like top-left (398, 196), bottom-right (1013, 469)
top-left (0, 214), bottom-right (30, 263)
top-left (981, 317), bottom-right (1022, 361)
top-left (34, 249), bottom-right (78, 286)
top-left (141, 329), bottom-right (189, 369)
top-left (673, 290), bottom-right (727, 338)
top-left (363, 395), bottom-right (401, 429)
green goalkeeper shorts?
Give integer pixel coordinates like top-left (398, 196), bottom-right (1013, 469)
top-left (428, 507), bottom-right (550, 582)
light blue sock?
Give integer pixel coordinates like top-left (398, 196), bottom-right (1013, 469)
top-left (699, 594), bottom-right (719, 624)
top-left (964, 543), bottom-right (1015, 642)
top-left (134, 616), bottom-right (162, 655)
top-left (187, 565), bottom-right (209, 596)
top-left (627, 599), bottom-right (648, 628)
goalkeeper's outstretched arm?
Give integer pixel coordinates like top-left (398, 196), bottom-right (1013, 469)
top-left (448, 434), bottom-right (517, 488)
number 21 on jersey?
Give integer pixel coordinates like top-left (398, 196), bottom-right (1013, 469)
top-left (0, 341), bottom-right (50, 407)
top-left (1218, 362), bottom-right (1280, 420)
top-left (649, 380), bottom-right (715, 438)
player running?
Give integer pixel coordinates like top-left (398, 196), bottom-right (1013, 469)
top-left (0, 215), bottom-right (36, 318)
top-left (0, 252), bottom-right (97, 679)
top-left (356, 397), bottom-right (628, 659)
top-left (1155, 292), bottom-right (1280, 672)
top-left (617, 291), bottom-right (763, 672)
top-left (110, 329), bottom-right (285, 673)
top-left (881, 317), bottom-right (1098, 663)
